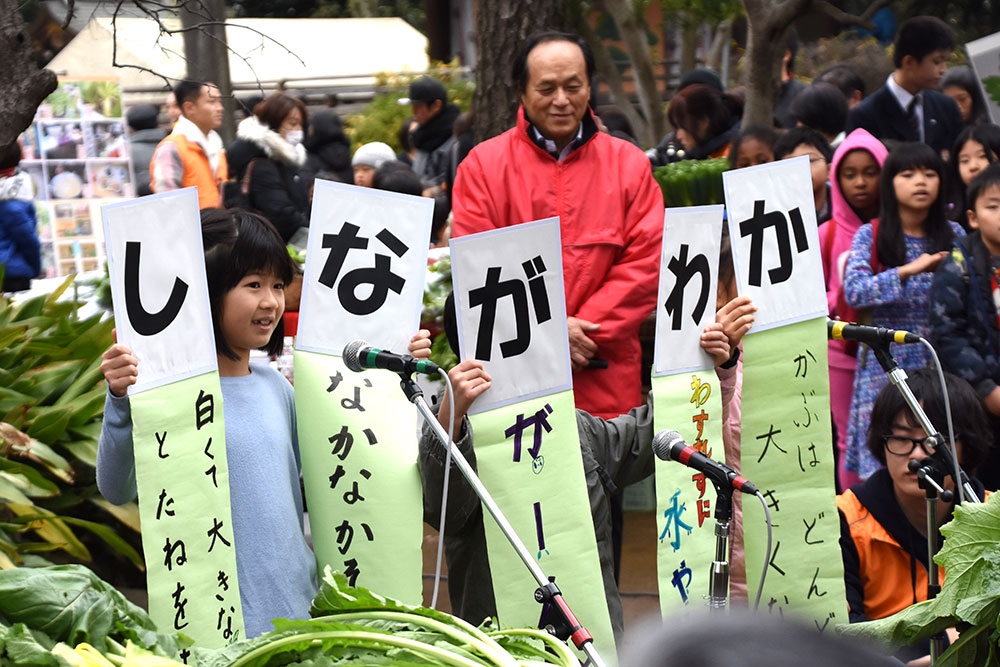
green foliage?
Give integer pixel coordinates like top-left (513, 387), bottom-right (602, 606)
top-left (660, 0), bottom-right (743, 27)
top-left (839, 493), bottom-right (1000, 665)
top-left (192, 566), bottom-right (576, 667)
top-left (421, 257), bottom-right (457, 372)
top-left (983, 77), bottom-right (1000, 108)
top-left (0, 277), bottom-right (142, 581)
top-left (79, 82), bottom-right (122, 119)
top-left (0, 564), bottom-right (191, 664)
top-left (653, 158), bottom-right (729, 207)
top-left (345, 63), bottom-right (474, 152)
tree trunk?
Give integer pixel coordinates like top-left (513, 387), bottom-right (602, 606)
top-left (705, 19), bottom-right (732, 74)
top-left (573, 8), bottom-right (653, 147)
top-left (181, 0), bottom-right (236, 144)
top-left (741, 0), bottom-right (802, 128)
top-left (603, 0), bottom-right (665, 142)
top-left (678, 20), bottom-right (698, 78)
top-left (0, 0), bottom-right (57, 151)
top-left (473, 0), bottom-right (567, 142)
top-left (424, 0), bottom-right (451, 63)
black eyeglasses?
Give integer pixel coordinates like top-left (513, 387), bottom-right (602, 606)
top-left (882, 433), bottom-right (938, 456)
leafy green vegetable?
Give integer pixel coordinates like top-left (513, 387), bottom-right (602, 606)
top-left (0, 565), bottom-right (190, 662)
top-left (196, 567), bottom-right (573, 667)
top-left (839, 493), bottom-right (1000, 665)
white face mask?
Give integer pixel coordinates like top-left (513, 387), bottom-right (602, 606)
top-left (285, 130), bottom-right (304, 146)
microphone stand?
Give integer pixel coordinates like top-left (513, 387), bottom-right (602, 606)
top-left (868, 344), bottom-right (978, 504)
top-left (708, 485), bottom-right (733, 611)
top-left (866, 342), bottom-right (977, 664)
top-left (395, 373), bottom-right (608, 667)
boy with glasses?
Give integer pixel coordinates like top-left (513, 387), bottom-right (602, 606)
top-left (837, 368), bottom-right (990, 662)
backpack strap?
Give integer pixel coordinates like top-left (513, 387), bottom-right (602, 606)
top-left (241, 158), bottom-right (262, 198)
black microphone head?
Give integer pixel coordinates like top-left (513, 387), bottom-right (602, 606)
top-left (652, 429), bottom-right (686, 462)
top-left (342, 339), bottom-right (368, 372)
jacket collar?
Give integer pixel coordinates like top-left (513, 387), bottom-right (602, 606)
top-left (516, 105), bottom-right (599, 162)
top-left (236, 116), bottom-right (307, 167)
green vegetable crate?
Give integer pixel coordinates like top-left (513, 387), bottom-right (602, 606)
top-left (653, 157), bottom-right (729, 208)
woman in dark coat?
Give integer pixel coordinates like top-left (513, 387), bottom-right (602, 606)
top-left (227, 93), bottom-right (310, 242)
top-left (301, 110), bottom-right (353, 186)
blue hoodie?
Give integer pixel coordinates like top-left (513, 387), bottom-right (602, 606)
top-left (0, 171), bottom-right (41, 283)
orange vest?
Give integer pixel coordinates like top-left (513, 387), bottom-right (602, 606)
top-left (837, 490), bottom-right (943, 620)
top-left (150, 134), bottom-right (228, 209)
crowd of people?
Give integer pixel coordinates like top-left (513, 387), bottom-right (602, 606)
top-left (0, 9), bottom-right (994, 664)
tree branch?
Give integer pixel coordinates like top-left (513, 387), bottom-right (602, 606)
top-left (807, 0), bottom-right (892, 29)
top-left (60, 0), bottom-right (75, 30)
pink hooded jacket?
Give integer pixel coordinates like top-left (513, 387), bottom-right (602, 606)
top-left (817, 129), bottom-right (888, 371)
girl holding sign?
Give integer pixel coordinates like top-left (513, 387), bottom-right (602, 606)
top-left (842, 143), bottom-right (964, 480)
top-left (97, 208), bottom-right (318, 638)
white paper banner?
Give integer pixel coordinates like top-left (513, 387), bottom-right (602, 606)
top-left (450, 218), bottom-right (572, 413)
top-left (298, 181), bottom-right (433, 355)
top-left (966, 31), bottom-right (1000, 125)
top-left (653, 205), bottom-right (723, 375)
top-left (722, 156), bottom-right (826, 330)
top-left (102, 188), bottom-right (217, 394)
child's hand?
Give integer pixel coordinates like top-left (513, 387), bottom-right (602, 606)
top-left (408, 329), bottom-right (433, 360)
top-left (700, 323), bottom-right (731, 367)
top-left (437, 360), bottom-right (491, 435)
top-left (101, 329), bottom-right (138, 398)
top-left (717, 295), bottom-right (757, 352)
top-left (900, 251), bottom-right (949, 278)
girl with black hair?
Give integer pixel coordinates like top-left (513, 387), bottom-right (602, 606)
top-left (838, 369), bottom-right (990, 662)
top-left (842, 142), bottom-right (965, 479)
top-left (97, 208), bottom-right (318, 637)
top-left (940, 65), bottom-right (990, 127)
top-left (945, 123), bottom-right (1000, 226)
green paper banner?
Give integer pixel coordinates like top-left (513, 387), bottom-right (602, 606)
top-left (469, 390), bottom-right (616, 664)
top-left (294, 350), bottom-right (423, 604)
top-left (740, 317), bottom-right (846, 631)
top-left (652, 370), bottom-right (725, 614)
top-left (131, 372), bottom-right (245, 647)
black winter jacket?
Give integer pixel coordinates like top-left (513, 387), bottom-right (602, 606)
top-left (228, 116), bottom-right (310, 242)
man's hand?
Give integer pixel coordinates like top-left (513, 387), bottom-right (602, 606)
top-left (567, 317), bottom-right (600, 370)
top-left (437, 360), bottom-right (492, 434)
top-left (101, 329), bottom-right (138, 397)
top-left (408, 329), bottom-right (433, 360)
top-left (717, 295), bottom-right (757, 355)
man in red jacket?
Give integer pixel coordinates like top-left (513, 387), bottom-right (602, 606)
top-left (451, 31), bottom-right (663, 418)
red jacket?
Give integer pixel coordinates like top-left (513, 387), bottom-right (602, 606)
top-left (452, 108), bottom-right (663, 418)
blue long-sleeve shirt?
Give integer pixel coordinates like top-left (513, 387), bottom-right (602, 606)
top-left (97, 362), bottom-right (318, 638)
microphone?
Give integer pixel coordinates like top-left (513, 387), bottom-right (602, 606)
top-left (827, 319), bottom-right (921, 346)
top-left (342, 340), bottom-right (441, 376)
top-left (652, 430), bottom-right (758, 495)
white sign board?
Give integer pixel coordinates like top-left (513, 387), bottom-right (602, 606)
top-left (450, 218), bottom-right (572, 413)
top-left (967, 31), bottom-right (1000, 125)
top-left (653, 205), bottom-right (723, 375)
top-left (102, 188), bottom-right (216, 393)
top-left (722, 156), bottom-right (826, 331)
top-left (298, 180), bottom-right (433, 356)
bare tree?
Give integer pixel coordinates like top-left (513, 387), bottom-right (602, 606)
top-left (571, 8), bottom-right (650, 146)
top-left (473, 0), bottom-right (567, 142)
top-left (741, 0), bottom-right (892, 128)
top-left (2, 0), bottom-right (301, 152)
top-left (601, 0), bottom-right (665, 146)
top-left (1, 0), bottom-right (57, 152)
